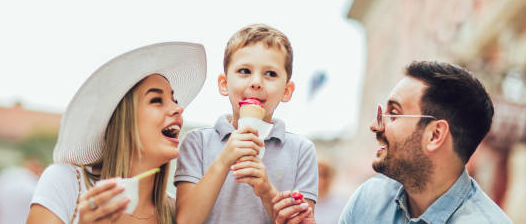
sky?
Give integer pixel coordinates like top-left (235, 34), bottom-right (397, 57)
top-left (0, 0), bottom-right (366, 140)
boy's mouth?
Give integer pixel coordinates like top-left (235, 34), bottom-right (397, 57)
top-left (243, 97), bottom-right (266, 104)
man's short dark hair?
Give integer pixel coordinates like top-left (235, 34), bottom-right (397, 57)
top-left (406, 61), bottom-right (494, 163)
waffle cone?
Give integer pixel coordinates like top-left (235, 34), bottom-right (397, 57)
top-left (240, 104), bottom-right (265, 119)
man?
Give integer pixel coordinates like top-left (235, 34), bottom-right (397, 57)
top-left (339, 61), bottom-right (512, 224)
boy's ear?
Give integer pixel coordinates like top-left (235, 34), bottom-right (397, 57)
top-left (281, 81), bottom-right (295, 102)
top-left (218, 74), bottom-right (228, 96)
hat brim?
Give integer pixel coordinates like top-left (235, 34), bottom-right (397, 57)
top-left (53, 42), bottom-right (206, 165)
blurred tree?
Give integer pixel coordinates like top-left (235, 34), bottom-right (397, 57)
top-left (18, 131), bottom-right (57, 166)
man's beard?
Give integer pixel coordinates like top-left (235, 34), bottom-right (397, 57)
top-left (372, 128), bottom-right (433, 192)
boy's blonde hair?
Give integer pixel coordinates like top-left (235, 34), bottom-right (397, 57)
top-left (223, 24), bottom-right (293, 81)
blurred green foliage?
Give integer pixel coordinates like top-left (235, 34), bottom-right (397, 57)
top-left (18, 132), bottom-right (57, 165)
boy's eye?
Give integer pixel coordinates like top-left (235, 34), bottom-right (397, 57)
top-left (238, 68), bottom-right (251, 75)
top-left (265, 71), bottom-right (277, 77)
top-left (150, 97), bottom-right (162, 104)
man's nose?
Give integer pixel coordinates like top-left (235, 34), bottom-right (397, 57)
top-left (370, 119), bottom-right (383, 133)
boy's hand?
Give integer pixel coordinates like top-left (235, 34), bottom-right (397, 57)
top-left (218, 126), bottom-right (263, 168)
top-left (272, 191), bottom-right (316, 224)
top-left (231, 155), bottom-right (275, 198)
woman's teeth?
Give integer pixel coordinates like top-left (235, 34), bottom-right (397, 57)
top-left (162, 125), bottom-right (180, 138)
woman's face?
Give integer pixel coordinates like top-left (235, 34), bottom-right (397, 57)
top-left (135, 74), bottom-right (183, 165)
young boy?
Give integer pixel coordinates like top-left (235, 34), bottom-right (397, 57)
top-left (174, 24), bottom-right (318, 224)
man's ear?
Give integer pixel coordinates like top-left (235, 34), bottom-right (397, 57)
top-left (281, 81), bottom-right (295, 102)
top-left (218, 74), bottom-right (228, 96)
top-left (425, 120), bottom-right (450, 153)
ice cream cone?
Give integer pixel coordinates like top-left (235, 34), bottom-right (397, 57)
top-left (240, 104), bottom-right (265, 119)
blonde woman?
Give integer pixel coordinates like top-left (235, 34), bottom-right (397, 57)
top-left (26, 42), bottom-right (206, 224)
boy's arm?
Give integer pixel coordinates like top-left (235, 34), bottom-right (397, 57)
top-left (230, 155), bottom-right (278, 221)
top-left (175, 128), bottom-right (262, 224)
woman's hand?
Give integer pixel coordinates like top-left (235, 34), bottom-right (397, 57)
top-left (218, 126), bottom-right (263, 168)
top-left (78, 179), bottom-right (130, 224)
top-left (272, 191), bottom-right (316, 224)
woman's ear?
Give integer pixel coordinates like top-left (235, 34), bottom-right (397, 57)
top-left (281, 81), bottom-right (295, 102)
top-left (425, 120), bottom-right (450, 153)
top-left (218, 74), bottom-right (228, 96)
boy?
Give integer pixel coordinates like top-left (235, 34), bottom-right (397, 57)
top-left (174, 24), bottom-right (318, 224)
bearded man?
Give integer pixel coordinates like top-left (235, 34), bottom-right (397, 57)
top-left (338, 61), bottom-right (511, 224)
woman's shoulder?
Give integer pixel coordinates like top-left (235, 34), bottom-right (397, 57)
top-left (41, 163), bottom-right (80, 179)
top-left (38, 163), bottom-right (82, 191)
top-left (32, 163), bottom-right (82, 224)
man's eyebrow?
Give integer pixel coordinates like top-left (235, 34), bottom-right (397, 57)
top-left (145, 88), bottom-right (163, 95)
top-left (387, 99), bottom-right (402, 109)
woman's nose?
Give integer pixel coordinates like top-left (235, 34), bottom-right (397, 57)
top-left (169, 102), bottom-right (183, 116)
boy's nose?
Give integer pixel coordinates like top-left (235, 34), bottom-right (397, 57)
top-left (250, 75), bottom-right (262, 90)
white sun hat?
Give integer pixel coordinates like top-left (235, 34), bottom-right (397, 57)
top-left (53, 42), bottom-right (207, 165)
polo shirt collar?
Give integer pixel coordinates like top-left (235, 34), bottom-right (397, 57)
top-left (214, 114), bottom-right (286, 142)
top-left (394, 169), bottom-right (472, 224)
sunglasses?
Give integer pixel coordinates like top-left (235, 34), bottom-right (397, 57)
top-left (374, 104), bottom-right (437, 129)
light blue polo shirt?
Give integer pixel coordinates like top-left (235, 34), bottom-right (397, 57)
top-left (338, 169), bottom-right (512, 224)
top-left (174, 115), bottom-right (318, 224)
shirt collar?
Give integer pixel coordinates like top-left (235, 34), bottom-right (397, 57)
top-left (214, 114), bottom-right (286, 142)
top-left (394, 169), bottom-right (472, 224)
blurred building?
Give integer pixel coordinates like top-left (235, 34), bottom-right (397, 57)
top-left (0, 103), bottom-right (60, 168)
top-left (340, 0), bottom-right (526, 222)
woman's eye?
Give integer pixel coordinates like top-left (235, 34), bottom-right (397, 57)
top-left (265, 71), bottom-right (277, 77)
top-left (150, 97), bottom-right (162, 104)
top-left (238, 68), bottom-right (251, 74)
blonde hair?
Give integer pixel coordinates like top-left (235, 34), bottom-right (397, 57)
top-left (82, 78), bottom-right (174, 223)
top-left (223, 23), bottom-right (293, 81)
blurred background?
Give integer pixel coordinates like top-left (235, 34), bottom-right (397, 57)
top-left (1, 0), bottom-right (525, 224)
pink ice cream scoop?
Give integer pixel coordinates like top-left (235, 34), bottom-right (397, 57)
top-left (239, 98), bottom-right (265, 119)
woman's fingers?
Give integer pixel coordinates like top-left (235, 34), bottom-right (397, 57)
top-left (78, 178), bottom-right (127, 223)
top-left (273, 197), bottom-right (301, 215)
top-left (272, 190), bottom-right (291, 204)
top-left (80, 179), bottom-right (118, 201)
top-left (91, 184), bottom-right (125, 208)
top-left (275, 203), bottom-right (310, 224)
top-left (285, 207), bottom-right (312, 224)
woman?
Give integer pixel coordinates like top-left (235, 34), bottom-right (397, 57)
top-left (26, 42), bottom-right (206, 224)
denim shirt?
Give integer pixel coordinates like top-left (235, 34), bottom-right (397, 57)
top-left (338, 169), bottom-right (512, 224)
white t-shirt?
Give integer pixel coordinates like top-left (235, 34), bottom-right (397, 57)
top-left (31, 163), bottom-right (87, 224)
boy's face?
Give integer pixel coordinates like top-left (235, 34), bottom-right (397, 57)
top-left (218, 42), bottom-right (294, 123)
